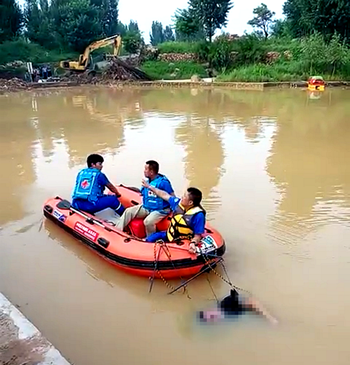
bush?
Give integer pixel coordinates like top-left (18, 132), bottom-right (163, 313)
top-left (211, 37), bottom-right (235, 72)
top-left (299, 32), bottom-right (350, 76)
top-left (123, 31), bottom-right (142, 54)
top-left (195, 41), bottom-right (211, 62)
top-left (232, 34), bottom-right (266, 66)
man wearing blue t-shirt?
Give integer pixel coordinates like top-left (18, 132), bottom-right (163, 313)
top-left (116, 160), bottom-right (175, 236)
top-left (71, 154), bottom-right (125, 215)
top-left (142, 180), bottom-right (206, 254)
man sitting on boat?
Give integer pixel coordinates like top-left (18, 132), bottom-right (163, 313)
top-left (71, 154), bottom-right (125, 215)
top-left (116, 160), bottom-right (175, 236)
top-left (141, 181), bottom-right (206, 254)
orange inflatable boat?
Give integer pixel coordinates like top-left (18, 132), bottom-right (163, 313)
top-left (43, 185), bottom-right (226, 279)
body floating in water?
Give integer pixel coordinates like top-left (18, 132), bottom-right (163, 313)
top-left (198, 289), bottom-right (278, 325)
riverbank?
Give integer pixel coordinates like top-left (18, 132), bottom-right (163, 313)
top-left (0, 292), bottom-right (70, 365)
top-left (2, 77), bottom-right (350, 94)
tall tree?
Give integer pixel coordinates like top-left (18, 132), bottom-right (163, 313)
top-left (248, 3), bottom-right (275, 39)
top-left (0, 0), bottom-right (23, 42)
top-left (150, 21), bottom-right (164, 46)
top-left (24, 0), bottom-right (47, 46)
top-left (283, 0), bottom-right (350, 41)
top-left (188, 0), bottom-right (233, 42)
top-left (282, 0), bottom-right (310, 38)
top-left (51, 0), bottom-right (104, 52)
top-left (164, 25), bottom-right (175, 42)
top-left (128, 20), bottom-right (140, 33)
top-left (117, 21), bottom-right (127, 36)
top-left (173, 8), bottom-right (205, 41)
top-left (104, 0), bottom-right (119, 36)
top-left (270, 19), bottom-right (290, 38)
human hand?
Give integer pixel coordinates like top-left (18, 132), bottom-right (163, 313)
top-left (141, 179), bottom-right (150, 189)
top-left (188, 242), bottom-right (197, 254)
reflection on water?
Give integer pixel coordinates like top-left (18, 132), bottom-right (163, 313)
top-left (174, 116), bottom-right (225, 217)
top-left (266, 91), bottom-right (350, 243)
top-left (1, 87), bottom-right (350, 365)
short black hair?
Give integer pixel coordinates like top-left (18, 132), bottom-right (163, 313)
top-left (187, 187), bottom-right (202, 206)
top-left (146, 160), bottom-right (159, 174)
top-left (87, 154), bottom-right (104, 167)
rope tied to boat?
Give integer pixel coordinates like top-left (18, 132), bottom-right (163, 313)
top-left (149, 240), bottom-right (191, 297)
top-left (198, 247), bottom-right (252, 296)
top-left (152, 241), bottom-right (175, 291)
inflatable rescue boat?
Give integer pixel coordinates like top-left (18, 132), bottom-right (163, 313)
top-left (43, 185), bottom-right (226, 279)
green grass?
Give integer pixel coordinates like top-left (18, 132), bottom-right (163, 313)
top-left (140, 60), bottom-right (207, 80)
top-left (217, 62), bottom-right (306, 82)
top-left (157, 41), bottom-right (198, 54)
top-left (217, 61), bottom-right (350, 82)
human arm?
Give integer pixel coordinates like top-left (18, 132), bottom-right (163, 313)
top-left (106, 182), bottom-right (121, 197)
top-left (160, 179), bottom-right (175, 197)
top-left (99, 173), bottom-right (121, 197)
top-left (188, 212), bottom-right (205, 254)
top-left (141, 179), bottom-right (171, 201)
top-left (243, 297), bottom-right (278, 325)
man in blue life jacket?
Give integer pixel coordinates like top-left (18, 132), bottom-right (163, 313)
top-left (116, 160), bottom-right (175, 236)
top-left (71, 154), bottom-right (125, 216)
top-left (141, 181), bottom-right (206, 254)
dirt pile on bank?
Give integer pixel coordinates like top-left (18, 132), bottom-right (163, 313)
top-left (101, 57), bottom-right (152, 81)
top-left (61, 57), bottom-right (152, 84)
top-left (0, 77), bottom-right (28, 92)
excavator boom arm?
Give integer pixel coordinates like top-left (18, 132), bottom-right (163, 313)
top-left (80, 34), bottom-right (122, 66)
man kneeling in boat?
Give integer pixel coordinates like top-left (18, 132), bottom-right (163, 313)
top-left (141, 180), bottom-right (205, 254)
top-left (71, 154), bottom-right (125, 216)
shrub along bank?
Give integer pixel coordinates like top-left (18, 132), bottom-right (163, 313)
top-left (140, 33), bottom-right (350, 81)
top-left (2, 32), bottom-right (350, 82)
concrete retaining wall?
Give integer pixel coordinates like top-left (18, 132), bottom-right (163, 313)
top-left (0, 292), bottom-right (71, 365)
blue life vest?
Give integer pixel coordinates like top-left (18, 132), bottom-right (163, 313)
top-left (72, 168), bottom-right (104, 203)
top-left (141, 174), bottom-right (171, 212)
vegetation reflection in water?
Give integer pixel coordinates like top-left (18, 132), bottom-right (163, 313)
top-left (1, 87), bottom-right (350, 236)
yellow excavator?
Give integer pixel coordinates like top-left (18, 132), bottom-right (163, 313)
top-left (59, 34), bottom-right (122, 72)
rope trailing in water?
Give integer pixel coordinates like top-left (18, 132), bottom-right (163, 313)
top-left (199, 247), bottom-right (252, 295)
top-left (149, 241), bottom-right (162, 293)
top-left (206, 274), bottom-right (219, 303)
top-left (158, 242), bottom-right (191, 299)
top-left (150, 241), bottom-right (176, 293)
top-left (149, 240), bottom-right (251, 297)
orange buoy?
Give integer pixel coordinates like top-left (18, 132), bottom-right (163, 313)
top-left (308, 76), bottom-right (325, 91)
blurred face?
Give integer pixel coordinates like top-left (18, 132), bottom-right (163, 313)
top-left (180, 191), bottom-right (193, 208)
top-left (91, 161), bottom-right (103, 171)
top-left (144, 164), bottom-right (155, 178)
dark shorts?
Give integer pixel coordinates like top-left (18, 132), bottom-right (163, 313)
top-left (219, 289), bottom-right (246, 316)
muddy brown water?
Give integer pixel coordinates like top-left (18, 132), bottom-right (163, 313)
top-left (1, 87), bottom-right (350, 365)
